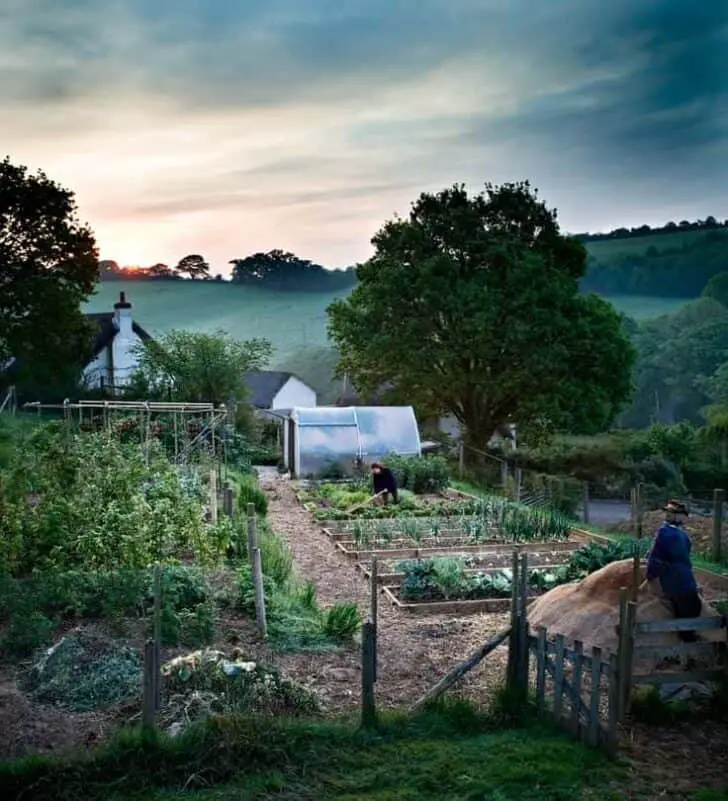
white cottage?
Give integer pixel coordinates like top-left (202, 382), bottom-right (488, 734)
top-left (82, 292), bottom-right (152, 392)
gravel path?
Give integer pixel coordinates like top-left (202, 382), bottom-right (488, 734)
top-left (259, 475), bottom-right (511, 712)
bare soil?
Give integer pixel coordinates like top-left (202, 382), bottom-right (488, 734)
top-left (1, 476), bottom-right (727, 799)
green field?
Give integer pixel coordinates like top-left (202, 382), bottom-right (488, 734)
top-left (87, 281), bottom-right (349, 363)
top-left (584, 228), bottom-right (728, 259)
top-left (87, 280), bottom-right (694, 368)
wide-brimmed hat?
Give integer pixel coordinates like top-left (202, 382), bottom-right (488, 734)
top-left (663, 499), bottom-right (689, 516)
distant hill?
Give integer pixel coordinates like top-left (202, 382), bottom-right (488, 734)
top-left (86, 281), bottom-right (350, 364)
top-left (86, 279), bottom-right (694, 402)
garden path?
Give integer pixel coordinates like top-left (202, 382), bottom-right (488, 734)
top-left (258, 474), bottom-right (511, 712)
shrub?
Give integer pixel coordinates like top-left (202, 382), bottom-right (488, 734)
top-left (322, 602), bottom-right (362, 639)
top-left (385, 454), bottom-right (450, 494)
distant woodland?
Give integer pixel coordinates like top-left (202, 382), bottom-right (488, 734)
top-left (100, 250), bottom-right (357, 292)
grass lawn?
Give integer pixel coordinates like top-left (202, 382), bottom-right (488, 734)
top-left (0, 705), bottom-right (633, 801)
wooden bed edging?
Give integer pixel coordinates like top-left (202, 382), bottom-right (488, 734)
top-left (380, 585), bottom-right (536, 615)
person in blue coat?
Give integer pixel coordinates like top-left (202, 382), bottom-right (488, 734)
top-left (645, 499), bottom-right (701, 642)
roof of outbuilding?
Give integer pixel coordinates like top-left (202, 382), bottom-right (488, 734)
top-left (243, 370), bottom-right (296, 408)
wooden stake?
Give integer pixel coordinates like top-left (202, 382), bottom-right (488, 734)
top-left (631, 553), bottom-right (641, 603)
top-left (713, 489), bottom-right (725, 564)
top-left (617, 588), bottom-right (629, 721)
top-left (142, 640), bottom-right (156, 730)
top-left (361, 620), bottom-right (377, 727)
top-left (253, 547), bottom-right (268, 638)
top-left (458, 442), bottom-right (465, 478)
top-left (370, 556), bottom-right (378, 683)
top-left (210, 469), bottom-right (218, 524)
top-left (153, 565), bottom-right (162, 712)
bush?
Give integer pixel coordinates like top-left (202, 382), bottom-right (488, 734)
top-left (0, 425), bottom-right (222, 577)
top-left (385, 454), bottom-right (450, 494)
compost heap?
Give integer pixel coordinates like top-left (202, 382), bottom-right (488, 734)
top-left (528, 559), bottom-right (724, 673)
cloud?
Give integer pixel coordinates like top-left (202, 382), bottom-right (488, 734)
top-left (1, 0), bottom-right (726, 269)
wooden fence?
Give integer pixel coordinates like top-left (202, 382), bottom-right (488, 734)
top-left (397, 550), bottom-right (727, 758)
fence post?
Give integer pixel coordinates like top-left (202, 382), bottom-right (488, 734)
top-left (361, 620), bottom-right (377, 728)
top-left (152, 564), bottom-right (162, 713)
top-left (630, 487), bottom-right (637, 527)
top-left (247, 503), bottom-right (268, 637)
top-left (507, 549), bottom-right (521, 690)
top-left (370, 556), bottom-right (378, 683)
top-left (500, 459), bottom-right (509, 489)
top-left (713, 489), bottom-right (725, 564)
top-left (142, 640), bottom-right (156, 731)
top-left (616, 588), bottom-right (636, 721)
top-left (517, 552), bottom-right (529, 693)
top-left (606, 653), bottom-right (619, 758)
top-left (458, 442), bottom-right (465, 478)
top-left (210, 469), bottom-right (218, 524)
top-left (631, 553), bottom-right (641, 603)
top-left (582, 482), bottom-right (590, 524)
top-left (514, 467), bottom-right (522, 504)
top-left (588, 646), bottom-right (602, 747)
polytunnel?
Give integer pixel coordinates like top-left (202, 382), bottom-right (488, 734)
top-left (282, 406), bottom-right (422, 477)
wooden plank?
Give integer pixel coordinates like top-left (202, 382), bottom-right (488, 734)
top-left (517, 552), bottom-right (530, 692)
top-left (535, 627), bottom-right (547, 710)
top-left (633, 642), bottom-right (719, 660)
top-left (606, 653), bottom-right (619, 759)
top-left (632, 669), bottom-right (722, 686)
top-left (410, 628), bottom-right (511, 712)
top-left (553, 635), bottom-right (566, 722)
top-left (617, 589), bottom-right (629, 721)
top-left (542, 651), bottom-right (598, 729)
top-left (570, 641), bottom-right (584, 735)
top-left (541, 643), bottom-right (612, 676)
top-left (624, 601), bottom-right (637, 716)
top-left (635, 617), bottom-right (725, 634)
top-left (588, 646), bottom-right (603, 747)
top-left (383, 587), bottom-right (528, 616)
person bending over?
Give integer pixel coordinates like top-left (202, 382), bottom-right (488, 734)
top-left (370, 462), bottom-right (398, 505)
top-left (645, 500), bottom-right (701, 642)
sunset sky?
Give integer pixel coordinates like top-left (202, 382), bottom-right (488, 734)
top-left (2, 1), bottom-right (726, 273)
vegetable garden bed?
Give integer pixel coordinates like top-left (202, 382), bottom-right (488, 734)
top-left (330, 532), bottom-right (588, 561)
top-left (356, 552), bottom-right (578, 584)
top-left (380, 585), bottom-right (534, 615)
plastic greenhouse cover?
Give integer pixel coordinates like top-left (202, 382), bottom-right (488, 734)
top-left (355, 406), bottom-right (421, 456)
top-left (294, 407), bottom-right (357, 426)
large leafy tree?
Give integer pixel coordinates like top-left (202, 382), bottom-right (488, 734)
top-left (131, 329), bottom-right (273, 407)
top-left (327, 182), bottom-right (635, 448)
top-left (175, 253), bottom-right (210, 280)
top-left (0, 156), bottom-right (98, 389)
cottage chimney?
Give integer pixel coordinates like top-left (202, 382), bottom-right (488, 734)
top-left (113, 291), bottom-right (133, 336)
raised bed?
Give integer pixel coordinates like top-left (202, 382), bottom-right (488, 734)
top-left (380, 585), bottom-right (537, 615)
top-left (330, 532), bottom-right (589, 561)
top-left (357, 556), bottom-right (575, 584)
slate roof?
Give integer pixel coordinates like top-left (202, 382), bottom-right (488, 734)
top-left (2, 311), bottom-right (153, 376)
top-left (243, 370), bottom-right (299, 408)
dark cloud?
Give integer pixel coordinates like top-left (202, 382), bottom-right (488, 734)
top-left (468, 1), bottom-right (728, 173)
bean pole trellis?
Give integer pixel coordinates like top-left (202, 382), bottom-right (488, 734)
top-left (22, 399), bottom-right (231, 475)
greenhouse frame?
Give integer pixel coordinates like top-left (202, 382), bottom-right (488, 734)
top-left (280, 406), bottom-right (422, 477)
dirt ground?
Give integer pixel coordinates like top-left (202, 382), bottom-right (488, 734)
top-left (1, 476), bottom-right (727, 798)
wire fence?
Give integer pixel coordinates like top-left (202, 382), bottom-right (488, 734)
top-left (457, 443), bottom-right (728, 565)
